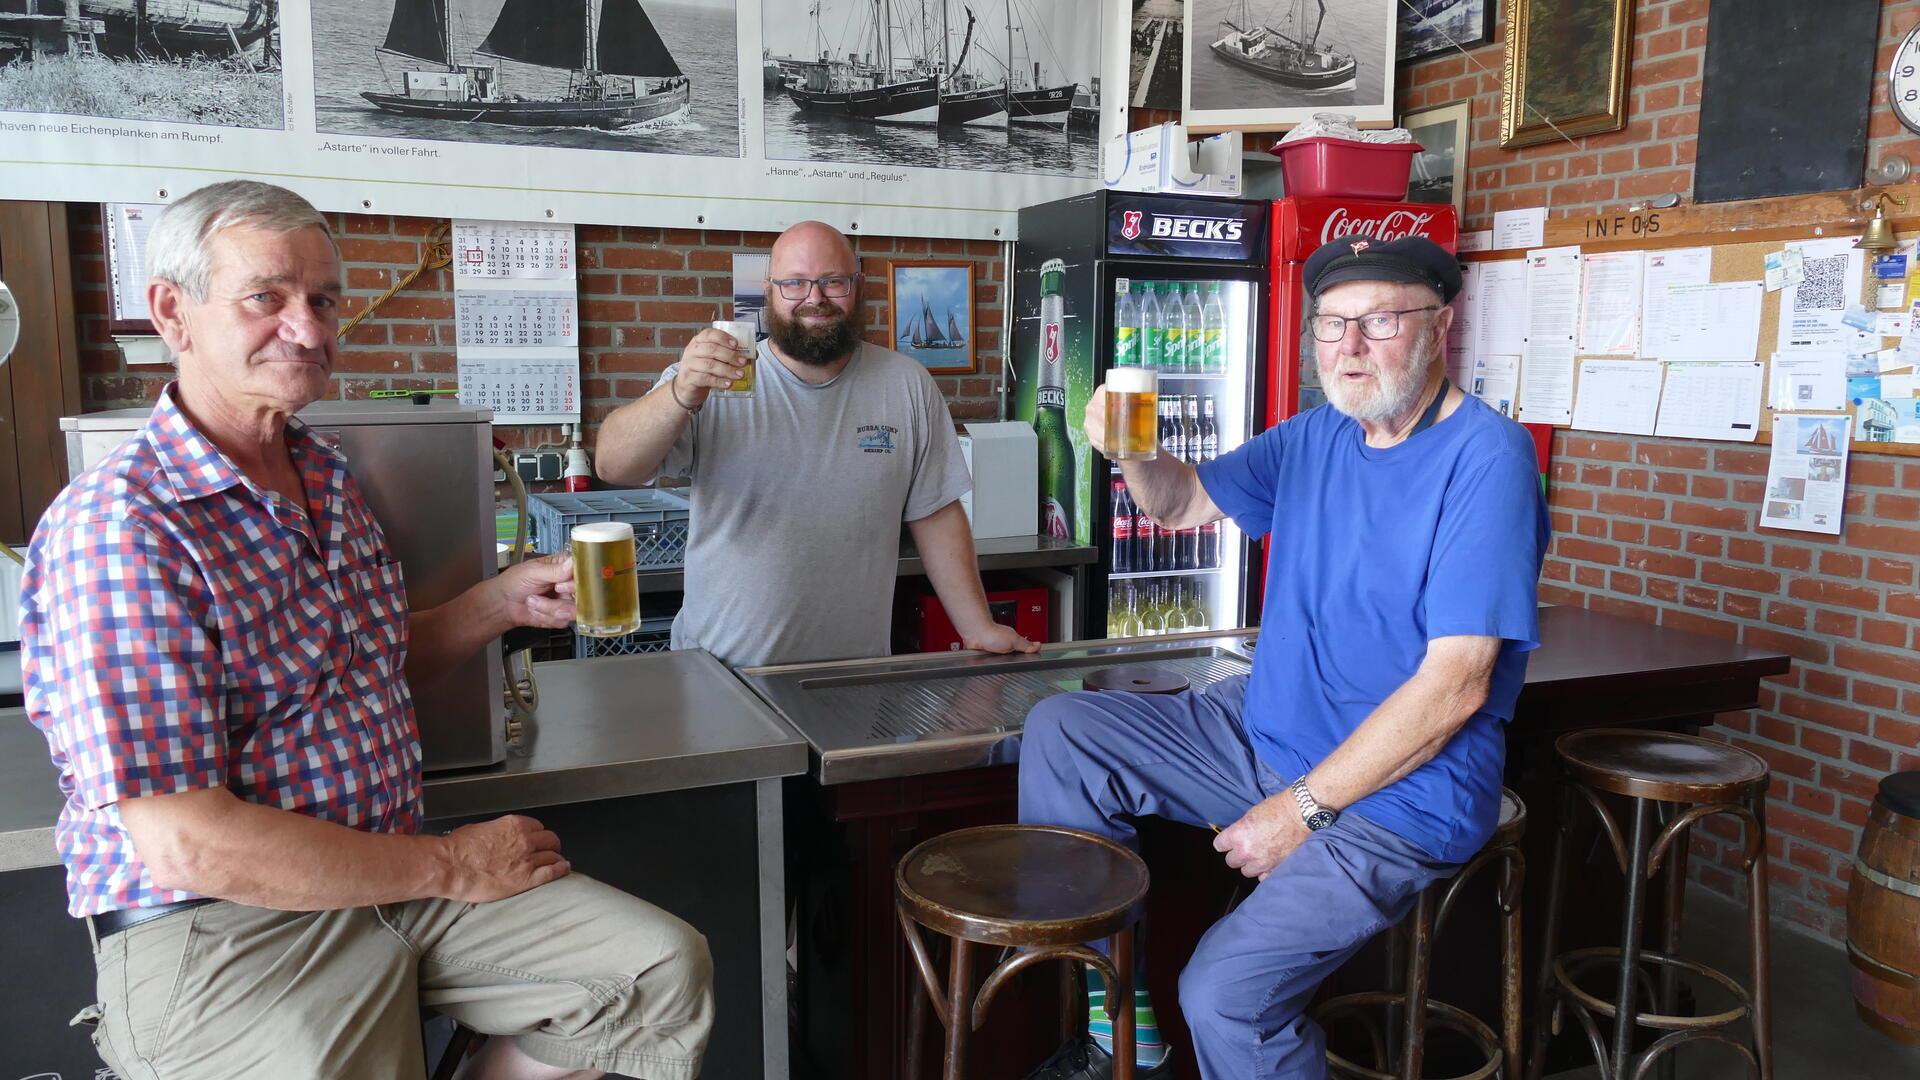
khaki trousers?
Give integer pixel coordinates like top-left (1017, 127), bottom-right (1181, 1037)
top-left (84, 874), bottom-right (712, 1080)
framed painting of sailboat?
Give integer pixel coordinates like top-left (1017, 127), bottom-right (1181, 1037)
top-left (889, 261), bottom-right (978, 373)
top-left (1182, 0), bottom-right (1398, 131)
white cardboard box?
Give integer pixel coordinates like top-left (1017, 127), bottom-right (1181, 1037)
top-left (959, 422), bottom-right (1037, 539)
top-left (1103, 123), bottom-right (1242, 197)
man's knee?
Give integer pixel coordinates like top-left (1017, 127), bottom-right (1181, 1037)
top-left (1020, 692), bottom-right (1109, 765)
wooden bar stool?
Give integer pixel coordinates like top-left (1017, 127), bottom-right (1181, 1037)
top-left (896, 824), bottom-right (1150, 1080)
top-left (1313, 788), bottom-right (1527, 1080)
top-left (1525, 729), bottom-right (1772, 1080)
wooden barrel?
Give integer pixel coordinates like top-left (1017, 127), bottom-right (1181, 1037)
top-left (1848, 771), bottom-right (1920, 1044)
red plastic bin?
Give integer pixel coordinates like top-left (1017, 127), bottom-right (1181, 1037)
top-left (1271, 136), bottom-right (1422, 200)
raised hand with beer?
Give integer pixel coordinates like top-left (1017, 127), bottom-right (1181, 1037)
top-left (666, 324), bottom-right (756, 412)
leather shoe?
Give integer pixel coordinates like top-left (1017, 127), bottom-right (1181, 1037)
top-left (1023, 1033), bottom-right (1175, 1080)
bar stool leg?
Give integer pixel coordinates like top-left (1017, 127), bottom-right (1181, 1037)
top-left (1112, 928), bottom-right (1136, 1080)
top-left (1501, 845), bottom-right (1524, 1080)
top-left (907, 961), bottom-right (930, 1080)
top-left (943, 938), bottom-right (974, 1080)
top-left (1748, 795), bottom-right (1773, 1080)
top-left (1400, 889), bottom-right (1434, 1080)
top-left (1526, 787), bottom-right (1575, 1080)
top-left (1656, 808), bottom-right (1691, 1080)
top-left (1610, 798), bottom-right (1654, 1080)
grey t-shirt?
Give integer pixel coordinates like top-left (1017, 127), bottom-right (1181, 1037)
top-left (651, 342), bottom-right (971, 667)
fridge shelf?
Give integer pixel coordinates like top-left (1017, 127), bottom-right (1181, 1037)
top-left (1155, 372), bottom-right (1233, 381)
top-left (1112, 568), bottom-right (1222, 580)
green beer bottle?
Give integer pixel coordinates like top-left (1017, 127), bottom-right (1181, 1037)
top-left (1036, 258), bottom-right (1076, 540)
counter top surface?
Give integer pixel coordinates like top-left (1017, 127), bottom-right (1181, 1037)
top-left (0, 649), bottom-right (807, 873)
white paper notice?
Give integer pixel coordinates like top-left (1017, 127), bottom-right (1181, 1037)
top-left (1879, 311), bottom-right (1911, 337)
top-left (1639, 247), bottom-right (1713, 358)
top-left (1518, 246), bottom-right (1582, 424)
top-left (1762, 414), bottom-right (1850, 535)
top-left (1578, 251), bottom-right (1645, 356)
top-left (1447, 263), bottom-right (1481, 387)
top-left (1478, 260), bottom-right (1528, 357)
top-left (1572, 359), bottom-right (1662, 435)
top-left (1493, 207), bottom-right (1548, 250)
top-left (1648, 281), bottom-right (1764, 361)
top-left (1777, 238), bottom-right (1865, 352)
top-left (106, 202), bottom-right (163, 325)
top-left (1654, 361), bottom-right (1763, 442)
top-left (1768, 353), bottom-right (1847, 412)
top-left (1458, 230), bottom-right (1493, 253)
top-left (455, 355), bottom-right (582, 425)
top-left (454, 218), bottom-right (581, 423)
top-left (1471, 354), bottom-right (1521, 416)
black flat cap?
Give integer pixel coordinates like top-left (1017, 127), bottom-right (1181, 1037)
top-left (1305, 234), bottom-right (1462, 303)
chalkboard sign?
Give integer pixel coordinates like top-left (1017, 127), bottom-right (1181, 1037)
top-left (1693, 0), bottom-right (1880, 204)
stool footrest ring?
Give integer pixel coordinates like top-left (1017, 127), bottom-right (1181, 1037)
top-left (1313, 992), bottom-right (1502, 1080)
top-left (1550, 946), bottom-right (1753, 1031)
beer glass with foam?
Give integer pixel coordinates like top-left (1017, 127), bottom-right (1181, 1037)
top-left (1105, 366), bottom-right (1159, 461)
top-left (710, 319), bottom-right (757, 396)
top-left (571, 521), bottom-right (642, 637)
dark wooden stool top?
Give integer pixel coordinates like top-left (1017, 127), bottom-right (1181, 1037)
top-left (1556, 728), bottom-right (1768, 804)
top-left (1493, 787), bottom-right (1526, 848)
top-left (896, 825), bottom-right (1149, 947)
top-left (1082, 665), bottom-right (1190, 695)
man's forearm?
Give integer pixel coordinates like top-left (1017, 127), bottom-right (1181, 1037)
top-left (1118, 454), bottom-right (1220, 531)
top-left (406, 580), bottom-right (511, 689)
top-left (596, 384), bottom-right (691, 486)
top-left (907, 501), bottom-right (993, 635)
top-left (122, 789), bottom-right (453, 910)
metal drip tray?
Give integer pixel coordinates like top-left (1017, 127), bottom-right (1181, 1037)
top-left (737, 631), bottom-right (1255, 784)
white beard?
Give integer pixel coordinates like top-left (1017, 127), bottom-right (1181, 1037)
top-left (1322, 333), bottom-right (1437, 424)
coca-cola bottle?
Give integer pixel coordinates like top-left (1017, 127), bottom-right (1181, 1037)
top-left (1110, 480), bottom-right (1134, 574)
top-left (1135, 496), bottom-right (1156, 573)
top-left (1198, 518), bottom-right (1221, 569)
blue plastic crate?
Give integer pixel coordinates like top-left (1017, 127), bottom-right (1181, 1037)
top-left (528, 489), bottom-right (691, 569)
top-left (575, 615), bottom-right (675, 658)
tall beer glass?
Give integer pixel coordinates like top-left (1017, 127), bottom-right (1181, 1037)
top-left (710, 319), bottom-right (757, 396)
top-left (571, 521), bottom-right (642, 638)
top-left (1105, 366), bottom-right (1159, 461)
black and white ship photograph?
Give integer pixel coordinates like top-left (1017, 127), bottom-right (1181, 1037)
top-left (762, 0), bottom-right (1101, 178)
top-left (0, 0), bottom-right (283, 127)
top-left (1186, 0), bottom-right (1392, 117)
top-left (1395, 0), bottom-right (1492, 64)
top-left (311, 0), bottom-right (738, 156)
top-left (1128, 0), bottom-right (1180, 110)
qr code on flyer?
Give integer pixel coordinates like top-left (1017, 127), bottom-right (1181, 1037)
top-left (1794, 255), bottom-right (1848, 312)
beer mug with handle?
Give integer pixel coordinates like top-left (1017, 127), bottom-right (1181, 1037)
top-left (1105, 366), bottom-right (1159, 461)
top-left (571, 521), bottom-right (642, 637)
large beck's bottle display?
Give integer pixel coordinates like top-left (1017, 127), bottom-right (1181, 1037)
top-left (1034, 258), bottom-right (1076, 540)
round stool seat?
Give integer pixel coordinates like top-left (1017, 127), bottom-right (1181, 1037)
top-left (896, 825), bottom-right (1149, 948)
top-left (1555, 728), bottom-right (1768, 803)
top-left (1493, 787), bottom-right (1525, 847)
top-left (1082, 665), bottom-right (1190, 695)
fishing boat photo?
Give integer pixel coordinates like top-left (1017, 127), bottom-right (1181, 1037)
top-left (936, 3), bottom-right (1004, 126)
top-left (1210, 0), bottom-right (1356, 90)
top-left (57, 0), bottom-right (278, 62)
top-left (361, 0), bottom-right (689, 130)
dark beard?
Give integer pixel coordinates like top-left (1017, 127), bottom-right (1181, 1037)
top-left (767, 303), bottom-right (860, 367)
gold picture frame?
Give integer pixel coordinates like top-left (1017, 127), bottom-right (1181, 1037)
top-left (1500, 0), bottom-right (1635, 150)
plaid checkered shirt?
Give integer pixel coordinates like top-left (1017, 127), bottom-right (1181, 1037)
top-left (23, 385), bottom-right (421, 917)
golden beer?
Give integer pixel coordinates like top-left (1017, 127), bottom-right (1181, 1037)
top-left (711, 319), bottom-right (757, 396)
top-left (1105, 366), bottom-right (1159, 461)
top-left (570, 521), bottom-right (642, 637)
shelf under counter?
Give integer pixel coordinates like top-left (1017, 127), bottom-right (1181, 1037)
top-left (632, 532), bottom-right (1097, 594)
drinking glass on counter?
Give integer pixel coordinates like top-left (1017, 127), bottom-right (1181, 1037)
top-left (1105, 365), bottom-right (1159, 461)
top-left (711, 319), bottom-right (758, 396)
top-left (571, 521), bottom-right (641, 637)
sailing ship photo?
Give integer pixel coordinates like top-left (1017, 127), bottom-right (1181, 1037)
top-left (1184, 0), bottom-right (1393, 125)
top-left (0, 0), bottom-right (283, 127)
top-left (762, 0), bottom-right (1101, 178)
top-left (889, 260), bottom-right (976, 372)
top-left (311, 0), bottom-right (737, 155)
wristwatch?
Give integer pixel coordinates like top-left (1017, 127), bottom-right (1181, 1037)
top-left (1290, 779), bottom-right (1338, 831)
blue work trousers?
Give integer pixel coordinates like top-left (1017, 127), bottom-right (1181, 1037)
top-left (1017, 676), bottom-right (1458, 1080)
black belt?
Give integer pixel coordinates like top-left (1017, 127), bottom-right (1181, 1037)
top-left (89, 897), bottom-right (216, 940)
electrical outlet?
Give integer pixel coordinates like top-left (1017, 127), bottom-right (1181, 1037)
top-left (514, 453), bottom-right (541, 483)
top-left (536, 451), bottom-right (564, 481)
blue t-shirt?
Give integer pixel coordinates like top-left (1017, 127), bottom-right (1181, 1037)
top-left (1197, 395), bottom-right (1549, 863)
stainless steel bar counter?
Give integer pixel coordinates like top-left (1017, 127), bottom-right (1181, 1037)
top-left (633, 531), bottom-right (1098, 593)
top-left (0, 650), bottom-right (808, 1080)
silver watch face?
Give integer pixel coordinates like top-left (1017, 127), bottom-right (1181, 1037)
top-left (1306, 809), bottom-right (1337, 831)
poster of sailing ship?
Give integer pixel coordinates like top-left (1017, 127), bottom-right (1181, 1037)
top-left (310, 0), bottom-right (737, 155)
top-left (0, 0), bottom-right (283, 128)
top-left (762, 0), bottom-right (1101, 178)
top-left (890, 260), bottom-right (975, 372)
top-left (1183, 0), bottom-right (1395, 128)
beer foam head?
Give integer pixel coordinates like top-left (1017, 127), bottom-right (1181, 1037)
top-left (571, 521), bottom-right (635, 543)
top-left (1106, 366), bottom-right (1158, 394)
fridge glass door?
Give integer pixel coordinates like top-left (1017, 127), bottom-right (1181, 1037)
top-left (1105, 275), bottom-right (1257, 638)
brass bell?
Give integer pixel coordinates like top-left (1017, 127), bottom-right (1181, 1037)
top-left (1856, 192), bottom-right (1907, 253)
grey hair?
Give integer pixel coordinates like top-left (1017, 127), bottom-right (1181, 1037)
top-left (146, 181), bottom-right (334, 301)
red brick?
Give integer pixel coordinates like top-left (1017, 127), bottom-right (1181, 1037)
top-left (1624, 548), bottom-right (1696, 577)
top-left (1683, 532), bottom-right (1724, 558)
top-left (1850, 740), bottom-right (1895, 772)
top-left (1724, 593), bottom-right (1762, 620)
top-left (1787, 578), bottom-right (1882, 613)
top-left (1690, 476), bottom-right (1728, 499)
top-left (1854, 459), bottom-right (1900, 488)
top-left (1847, 523), bottom-right (1920, 557)
top-left (1802, 669), bottom-right (1846, 698)
top-left (1743, 626), bottom-right (1829, 665)
top-left (1813, 610), bottom-right (1859, 638)
top-left (1877, 714), bottom-right (1920, 746)
top-left (1715, 449), bottom-right (1770, 475)
top-left (1665, 608), bottom-right (1738, 640)
top-left (1821, 552), bottom-right (1865, 578)
top-left (1799, 727), bottom-right (1844, 761)
top-left (1821, 764), bottom-right (1882, 803)
top-left (1556, 537), bottom-right (1623, 566)
top-left (1597, 492), bottom-right (1665, 519)
top-left (1727, 537), bottom-right (1765, 564)
top-left (1861, 617), bottom-right (1908, 648)
top-left (1576, 516), bottom-right (1608, 538)
top-left (1770, 546), bottom-right (1813, 571)
top-left (1838, 643), bottom-right (1920, 685)
top-left (1768, 805), bottom-right (1853, 850)
top-left (1575, 565), bottom-right (1606, 589)
top-left (1854, 680), bottom-right (1900, 709)
top-left (1610, 520), bottom-right (1648, 544)
top-left (1787, 838), bottom-right (1833, 875)
top-left (1866, 558), bottom-right (1915, 586)
top-left (1777, 691), bottom-right (1871, 734)
top-left (1562, 436), bottom-right (1634, 462)
top-left (1877, 494), bottom-right (1920, 521)
top-left (1672, 503), bottom-right (1748, 530)
top-left (1892, 592), bottom-right (1920, 619)
top-left (1647, 578), bottom-right (1681, 602)
top-left (1653, 471), bottom-right (1688, 495)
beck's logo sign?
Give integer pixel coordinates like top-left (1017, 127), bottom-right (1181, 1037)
top-left (1147, 215), bottom-right (1245, 243)
top-left (1120, 210), bottom-right (1143, 240)
top-left (1043, 322), bottom-right (1061, 364)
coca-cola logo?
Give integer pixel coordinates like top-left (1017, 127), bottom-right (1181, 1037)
top-left (1320, 207), bottom-right (1438, 246)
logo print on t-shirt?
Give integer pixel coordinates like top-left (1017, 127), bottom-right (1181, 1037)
top-left (856, 424), bottom-right (898, 453)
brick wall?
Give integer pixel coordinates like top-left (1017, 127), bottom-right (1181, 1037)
top-left (68, 208), bottom-right (1009, 449)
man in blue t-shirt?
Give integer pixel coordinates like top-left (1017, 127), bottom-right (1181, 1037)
top-left (1020, 235), bottom-right (1550, 1080)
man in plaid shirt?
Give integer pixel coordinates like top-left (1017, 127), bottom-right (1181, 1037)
top-left (22, 181), bottom-right (712, 1080)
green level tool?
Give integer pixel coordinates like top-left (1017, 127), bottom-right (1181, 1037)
top-left (367, 388), bottom-right (460, 399)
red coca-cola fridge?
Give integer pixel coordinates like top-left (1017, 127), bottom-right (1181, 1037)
top-left (1266, 198), bottom-right (1459, 426)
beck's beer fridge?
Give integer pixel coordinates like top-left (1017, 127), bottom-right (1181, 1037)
top-left (1012, 190), bottom-right (1271, 639)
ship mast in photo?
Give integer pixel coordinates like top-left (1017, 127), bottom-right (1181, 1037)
top-left (1211, 0), bottom-right (1356, 89)
top-left (362, 0), bottom-right (690, 129)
